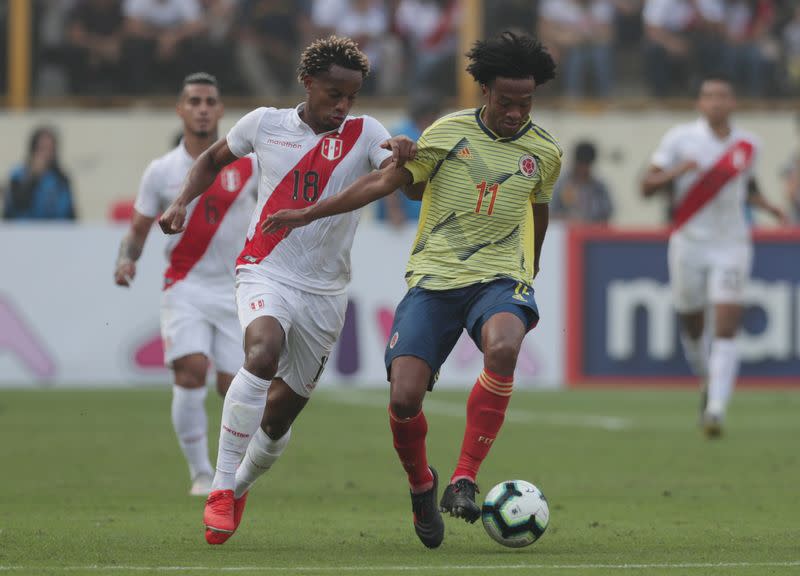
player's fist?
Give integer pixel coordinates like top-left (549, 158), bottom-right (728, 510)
top-left (114, 259), bottom-right (136, 287)
top-left (262, 207), bottom-right (311, 235)
top-left (159, 202), bottom-right (187, 234)
top-left (380, 135), bottom-right (417, 167)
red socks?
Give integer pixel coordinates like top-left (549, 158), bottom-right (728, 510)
top-left (451, 369), bottom-right (513, 483)
top-left (389, 408), bottom-right (434, 493)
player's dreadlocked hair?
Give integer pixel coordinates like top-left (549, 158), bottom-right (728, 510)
top-left (466, 31), bottom-right (556, 87)
top-left (297, 35), bottom-right (370, 83)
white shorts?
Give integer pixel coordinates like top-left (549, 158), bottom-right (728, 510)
top-left (667, 234), bottom-right (752, 313)
top-left (160, 281), bottom-right (244, 375)
top-left (236, 272), bottom-right (347, 398)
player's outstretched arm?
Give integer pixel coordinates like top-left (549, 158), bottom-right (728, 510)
top-left (640, 161), bottom-right (697, 197)
top-left (114, 211), bottom-right (155, 287)
top-left (262, 164), bottom-right (414, 234)
top-left (747, 177), bottom-right (788, 224)
top-left (159, 139), bottom-right (238, 234)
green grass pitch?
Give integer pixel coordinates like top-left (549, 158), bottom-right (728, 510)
top-left (1, 386), bottom-right (798, 576)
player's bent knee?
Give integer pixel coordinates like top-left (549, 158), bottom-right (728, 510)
top-left (244, 345), bottom-right (279, 381)
top-left (484, 340), bottom-right (521, 372)
top-left (389, 384), bottom-right (425, 419)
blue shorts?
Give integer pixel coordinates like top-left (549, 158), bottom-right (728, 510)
top-left (385, 277), bottom-right (539, 388)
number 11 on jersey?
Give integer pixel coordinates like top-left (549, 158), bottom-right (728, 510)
top-left (475, 180), bottom-right (499, 215)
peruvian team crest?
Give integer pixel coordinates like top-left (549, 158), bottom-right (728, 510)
top-left (519, 154), bottom-right (538, 178)
top-left (321, 136), bottom-right (343, 161)
top-left (220, 167), bottom-right (241, 192)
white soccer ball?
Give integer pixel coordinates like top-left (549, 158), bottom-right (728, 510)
top-left (481, 480), bottom-right (549, 548)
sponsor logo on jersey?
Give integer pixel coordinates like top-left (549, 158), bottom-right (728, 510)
top-left (220, 167), bottom-right (241, 192)
top-left (266, 138), bottom-right (302, 149)
top-left (250, 299), bottom-right (264, 311)
top-left (321, 136), bottom-right (343, 161)
top-left (389, 331), bottom-right (399, 349)
top-left (519, 154), bottom-right (538, 178)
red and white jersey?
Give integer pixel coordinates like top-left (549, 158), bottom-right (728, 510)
top-left (227, 105), bottom-right (392, 295)
top-left (134, 142), bottom-right (258, 291)
top-left (651, 118), bottom-right (760, 242)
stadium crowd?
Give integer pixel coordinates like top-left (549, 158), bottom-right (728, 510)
top-left (3, 0), bottom-right (800, 101)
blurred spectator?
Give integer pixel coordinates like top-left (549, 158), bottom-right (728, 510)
top-left (375, 93), bottom-right (442, 227)
top-left (122, 0), bottom-right (208, 93)
top-left (237, 0), bottom-right (310, 97)
top-left (551, 141), bottom-right (613, 224)
top-left (395, 0), bottom-right (460, 94)
top-left (723, 0), bottom-right (777, 98)
top-left (3, 127), bottom-right (76, 221)
top-left (312, 0), bottom-right (397, 95)
top-left (782, 5), bottom-right (800, 94)
top-left (643, 0), bottom-right (726, 97)
top-left (63, 0), bottom-right (125, 94)
top-left (612, 0), bottom-right (644, 47)
top-left (538, 0), bottom-right (615, 99)
top-left (198, 0), bottom-right (241, 92)
top-left (484, 0), bottom-right (537, 38)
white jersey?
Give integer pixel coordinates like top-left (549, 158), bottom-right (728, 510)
top-left (134, 142), bottom-right (258, 291)
top-left (651, 118), bottom-right (759, 243)
top-left (227, 105), bottom-right (393, 295)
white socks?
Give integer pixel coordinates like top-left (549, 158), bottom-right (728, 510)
top-left (234, 427), bottom-right (291, 499)
top-left (211, 368), bottom-right (270, 491)
top-left (707, 338), bottom-right (739, 417)
top-left (680, 331), bottom-right (708, 378)
top-left (172, 385), bottom-right (213, 480)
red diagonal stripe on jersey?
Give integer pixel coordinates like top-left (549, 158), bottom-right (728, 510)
top-left (164, 157), bottom-right (253, 289)
top-left (237, 118), bottom-right (364, 267)
top-left (672, 140), bottom-right (754, 230)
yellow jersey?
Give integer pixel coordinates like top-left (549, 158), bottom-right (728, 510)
top-left (402, 107), bottom-right (562, 290)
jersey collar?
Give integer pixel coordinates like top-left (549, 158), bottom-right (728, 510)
top-left (475, 106), bottom-right (533, 142)
top-left (177, 138), bottom-right (194, 162)
top-left (698, 116), bottom-right (734, 143)
top-left (292, 103), bottom-right (347, 135)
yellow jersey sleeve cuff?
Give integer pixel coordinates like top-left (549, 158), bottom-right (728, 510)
top-left (404, 160), bottom-right (430, 185)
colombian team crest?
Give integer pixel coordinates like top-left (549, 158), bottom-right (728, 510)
top-left (519, 154), bottom-right (538, 178)
top-left (321, 136), bottom-right (343, 161)
top-left (220, 167), bottom-right (241, 192)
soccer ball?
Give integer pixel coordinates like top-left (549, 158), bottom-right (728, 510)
top-left (481, 480), bottom-right (549, 548)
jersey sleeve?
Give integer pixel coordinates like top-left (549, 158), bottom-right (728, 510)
top-left (227, 108), bottom-right (269, 158)
top-left (363, 116), bottom-right (393, 170)
top-left (650, 126), bottom-right (683, 170)
top-left (133, 160), bottom-right (163, 218)
top-left (532, 146), bottom-right (562, 204)
top-left (402, 121), bottom-right (450, 184)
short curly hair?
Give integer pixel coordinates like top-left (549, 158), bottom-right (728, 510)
top-left (466, 31), bottom-right (556, 87)
top-left (297, 35), bottom-right (370, 83)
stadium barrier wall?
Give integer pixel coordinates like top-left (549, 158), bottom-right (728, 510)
top-left (0, 222), bottom-right (566, 388)
top-left (566, 226), bottom-right (800, 387)
top-left (0, 109), bottom-right (794, 226)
